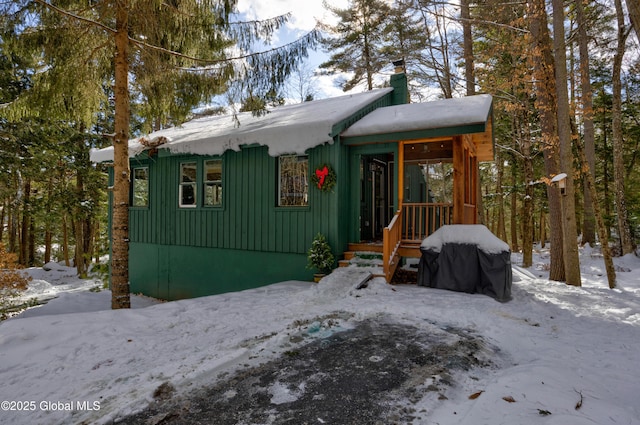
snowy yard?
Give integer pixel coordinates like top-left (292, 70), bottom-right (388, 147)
top-left (1, 246), bottom-right (639, 425)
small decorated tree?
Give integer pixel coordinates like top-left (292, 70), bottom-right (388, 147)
top-left (307, 233), bottom-right (335, 276)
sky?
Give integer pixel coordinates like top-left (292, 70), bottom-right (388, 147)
top-left (236, 0), bottom-right (348, 34)
top-left (1, 241), bottom-right (639, 424)
top-left (235, 0), bottom-right (354, 99)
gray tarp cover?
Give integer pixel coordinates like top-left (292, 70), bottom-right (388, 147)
top-left (417, 226), bottom-right (512, 302)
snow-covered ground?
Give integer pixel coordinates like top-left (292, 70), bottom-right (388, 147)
top-left (1, 245), bottom-right (639, 425)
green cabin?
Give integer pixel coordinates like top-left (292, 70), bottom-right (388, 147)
top-left (91, 72), bottom-right (494, 300)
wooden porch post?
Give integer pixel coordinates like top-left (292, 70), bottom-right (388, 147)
top-left (453, 136), bottom-right (465, 224)
top-left (471, 154), bottom-right (478, 223)
top-left (397, 140), bottom-right (405, 208)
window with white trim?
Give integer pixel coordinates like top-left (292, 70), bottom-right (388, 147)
top-left (132, 167), bottom-right (149, 207)
top-left (204, 159), bottom-right (223, 207)
top-left (278, 154), bottom-right (308, 206)
top-left (179, 162), bottom-right (197, 207)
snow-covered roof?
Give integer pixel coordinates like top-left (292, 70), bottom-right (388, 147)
top-left (340, 94), bottom-right (493, 139)
top-left (421, 224), bottom-right (509, 254)
top-left (90, 88), bottom-right (393, 163)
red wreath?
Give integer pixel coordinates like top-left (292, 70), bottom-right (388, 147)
top-left (311, 164), bottom-right (336, 192)
top-left (315, 166), bottom-right (329, 189)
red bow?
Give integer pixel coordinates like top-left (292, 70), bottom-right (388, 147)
top-left (315, 166), bottom-right (329, 189)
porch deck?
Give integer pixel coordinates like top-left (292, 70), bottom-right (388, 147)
top-left (341, 202), bottom-right (455, 282)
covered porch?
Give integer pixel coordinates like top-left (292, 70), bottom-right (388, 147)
top-left (340, 94), bottom-right (495, 281)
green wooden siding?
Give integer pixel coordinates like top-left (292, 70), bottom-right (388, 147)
top-left (129, 243), bottom-right (310, 300)
top-left (127, 142), bottom-right (352, 299)
top-left (129, 141), bottom-right (394, 264)
top-left (122, 83), bottom-right (403, 299)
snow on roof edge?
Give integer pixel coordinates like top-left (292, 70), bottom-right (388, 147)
top-left (341, 94), bottom-right (493, 139)
top-left (90, 88), bottom-right (394, 163)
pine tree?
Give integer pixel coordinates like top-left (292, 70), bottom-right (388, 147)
top-left (307, 233), bottom-right (335, 274)
top-left (2, 0), bottom-right (320, 308)
top-left (320, 0), bottom-right (392, 91)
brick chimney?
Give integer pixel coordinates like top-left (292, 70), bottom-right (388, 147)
top-left (390, 59), bottom-right (408, 105)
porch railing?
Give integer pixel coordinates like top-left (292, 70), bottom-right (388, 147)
top-left (382, 202), bottom-right (453, 282)
top-left (401, 203), bottom-right (453, 242)
top-left (382, 210), bottom-right (402, 282)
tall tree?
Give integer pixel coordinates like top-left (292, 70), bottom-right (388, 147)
top-left (287, 64), bottom-right (319, 103)
top-left (320, 0), bottom-right (392, 91)
top-left (527, 0), bottom-right (566, 281)
top-left (612, 0), bottom-right (635, 255)
top-left (3, 0), bottom-right (319, 308)
top-left (552, 0), bottom-right (582, 285)
top-left (414, 0), bottom-right (457, 98)
top-left (575, 0), bottom-right (597, 246)
top-left (472, 0), bottom-right (536, 265)
top-left (460, 0), bottom-right (475, 96)
top-left (626, 0), bottom-right (640, 40)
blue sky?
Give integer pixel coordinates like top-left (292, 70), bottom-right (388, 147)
top-left (236, 0), bottom-right (351, 99)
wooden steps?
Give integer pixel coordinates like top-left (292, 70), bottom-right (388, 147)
top-left (398, 241), bottom-right (422, 258)
top-left (342, 241), bottom-right (421, 261)
top-left (339, 241), bottom-right (422, 281)
top-left (347, 242), bottom-right (384, 253)
top-left (339, 250), bottom-right (383, 268)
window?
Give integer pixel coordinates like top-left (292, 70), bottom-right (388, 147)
top-left (132, 167), bottom-right (149, 207)
top-left (278, 155), bottom-right (308, 206)
top-left (179, 162), bottom-right (197, 207)
top-left (204, 159), bottom-right (223, 207)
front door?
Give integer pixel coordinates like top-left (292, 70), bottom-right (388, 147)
top-left (360, 155), bottom-right (391, 241)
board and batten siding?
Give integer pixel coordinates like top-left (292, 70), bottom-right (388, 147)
top-left (129, 142), bottom-right (344, 259)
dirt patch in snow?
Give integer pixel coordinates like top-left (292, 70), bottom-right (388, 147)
top-left (119, 317), bottom-right (498, 425)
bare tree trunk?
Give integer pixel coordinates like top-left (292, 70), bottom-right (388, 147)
top-left (112, 1), bottom-right (132, 309)
top-left (20, 179), bottom-right (31, 266)
top-left (84, 218), bottom-right (92, 268)
top-left (522, 123), bottom-right (534, 267)
top-left (28, 217), bottom-right (35, 265)
top-left (420, 6), bottom-right (453, 98)
top-left (93, 219), bottom-right (100, 263)
top-left (528, 0), bottom-right (565, 281)
top-left (495, 150), bottom-right (507, 241)
top-left (44, 175), bottom-right (54, 264)
top-left (626, 0), bottom-right (640, 41)
top-left (540, 208), bottom-right (547, 249)
top-left (74, 218), bottom-right (84, 277)
top-left (9, 204), bottom-right (17, 254)
top-left (44, 230), bottom-right (52, 264)
top-left (601, 99), bottom-right (612, 240)
top-left (460, 0), bottom-right (485, 225)
top-left (612, 0), bottom-right (635, 256)
top-left (576, 0), bottom-right (597, 246)
top-left (576, 137), bottom-right (617, 288)
top-left (0, 200), bottom-right (5, 243)
top-left (74, 147), bottom-right (91, 277)
top-left (510, 175), bottom-right (519, 252)
top-left (62, 214), bottom-right (70, 266)
top-left (552, 0), bottom-right (581, 286)
top-left (461, 0), bottom-right (475, 96)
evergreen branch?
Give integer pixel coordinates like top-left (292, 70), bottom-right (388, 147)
top-left (171, 29), bottom-right (321, 70)
top-left (127, 36), bottom-right (221, 64)
top-left (32, 0), bottom-right (116, 34)
top-left (30, 0), bottom-right (313, 72)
